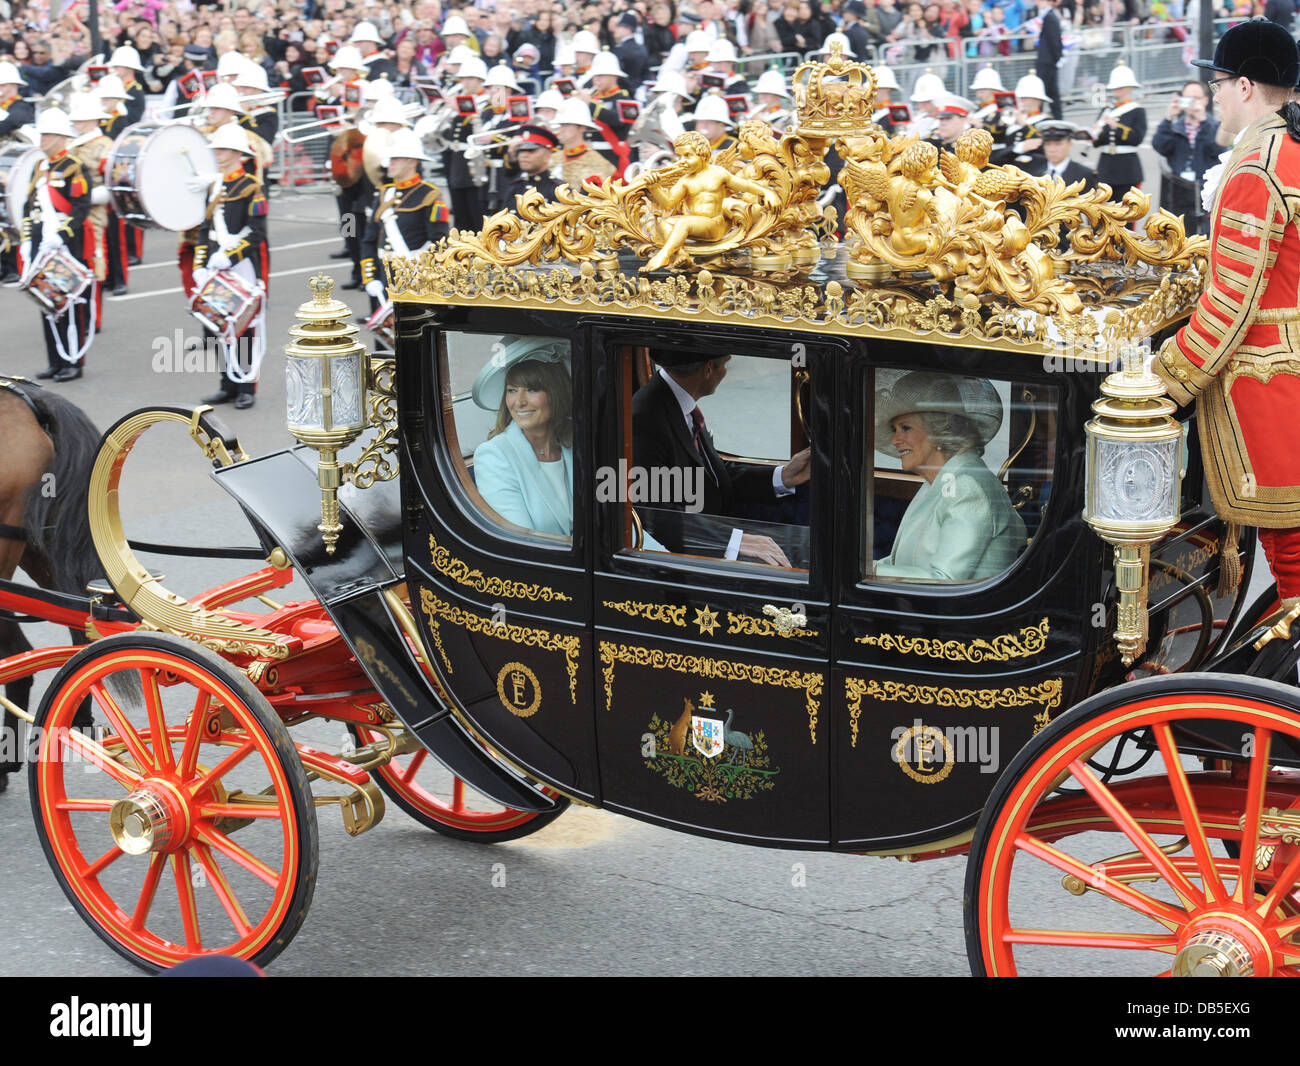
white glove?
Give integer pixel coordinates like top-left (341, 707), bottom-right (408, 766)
top-left (90, 185), bottom-right (111, 205)
top-left (365, 280), bottom-right (385, 299)
top-left (186, 172), bottom-right (220, 193)
top-left (19, 240), bottom-right (30, 265)
top-left (207, 251), bottom-right (232, 271)
top-left (193, 267), bottom-right (213, 289)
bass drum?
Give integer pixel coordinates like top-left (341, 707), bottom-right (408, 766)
top-left (1, 142), bottom-right (42, 233)
top-left (108, 122), bottom-right (217, 231)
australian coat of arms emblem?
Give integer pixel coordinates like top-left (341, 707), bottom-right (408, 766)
top-left (645, 692), bottom-right (779, 803)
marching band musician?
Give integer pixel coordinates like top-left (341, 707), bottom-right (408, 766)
top-left (583, 51), bottom-right (634, 142)
top-left (552, 98), bottom-right (615, 187)
top-left (571, 31), bottom-right (601, 83)
top-left (871, 66), bottom-right (902, 134)
top-left (360, 128), bottom-right (450, 342)
top-left (747, 70), bottom-right (793, 131)
top-left (234, 64), bottom-right (281, 147)
top-left (704, 39), bottom-right (749, 97)
top-left (909, 72), bottom-right (947, 142)
top-left (317, 46), bottom-right (373, 290)
top-left (317, 45), bottom-right (369, 107)
top-left (96, 75), bottom-right (133, 296)
top-left (545, 43), bottom-right (578, 93)
top-left (67, 93), bottom-right (113, 331)
top-left (0, 62), bottom-right (33, 285)
top-left (1090, 65), bottom-right (1147, 203)
top-left (478, 63), bottom-right (527, 214)
top-left (22, 109), bottom-right (94, 383)
top-left (190, 123), bottom-right (269, 411)
top-left (970, 67), bottom-right (1012, 160)
top-left (533, 88), bottom-right (565, 126)
top-left (633, 71), bottom-right (690, 158)
top-left (689, 93), bottom-right (737, 154)
top-left (217, 51), bottom-right (249, 85)
top-left (506, 125), bottom-right (561, 203)
top-left (431, 16), bottom-right (473, 89)
top-left (350, 22), bottom-right (395, 83)
top-left (202, 83), bottom-right (272, 181)
top-left (446, 56), bottom-right (490, 232)
top-left (109, 46), bottom-right (148, 125)
top-left (999, 74), bottom-right (1051, 173)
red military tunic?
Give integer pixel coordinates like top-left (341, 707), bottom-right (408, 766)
top-left (1156, 111), bottom-right (1300, 532)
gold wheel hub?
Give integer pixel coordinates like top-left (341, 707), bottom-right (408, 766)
top-left (1172, 913), bottom-right (1271, 977)
top-left (109, 780), bottom-right (190, 855)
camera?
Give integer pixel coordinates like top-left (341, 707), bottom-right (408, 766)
top-left (1177, 96), bottom-right (1191, 108)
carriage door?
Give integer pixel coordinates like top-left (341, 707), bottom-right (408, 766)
top-left (590, 325), bottom-right (837, 846)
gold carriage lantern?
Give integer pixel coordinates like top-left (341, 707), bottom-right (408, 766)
top-left (1083, 344), bottom-right (1184, 665)
top-left (284, 274), bottom-right (369, 554)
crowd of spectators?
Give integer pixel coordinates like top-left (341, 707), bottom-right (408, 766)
top-left (0, 0), bottom-right (1219, 105)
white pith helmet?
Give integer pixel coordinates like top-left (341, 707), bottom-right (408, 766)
top-left (754, 69), bottom-right (790, 99)
top-left (36, 107), bottom-right (75, 138)
top-left (0, 60), bottom-right (26, 86)
top-left (67, 91), bottom-right (111, 123)
top-left (109, 45), bottom-right (144, 71)
top-left (1014, 73), bottom-right (1050, 102)
top-left (330, 45), bottom-right (366, 72)
top-left (821, 31), bottom-right (855, 57)
top-left (96, 73), bottom-right (128, 100)
top-left (484, 62), bottom-right (522, 90)
top-left (553, 42), bottom-right (576, 68)
top-left (369, 94), bottom-right (410, 126)
top-left (1107, 64), bottom-right (1141, 90)
top-left (384, 127), bottom-right (433, 163)
top-left (587, 50), bottom-right (627, 79)
top-left (534, 89), bottom-right (565, 113)
top-left (447, 44), bottom-right (476, 65)
top-left (217, 50), bottom-right (249, 80)
top-left (350, 22), bottom-right (383, 45)
top-left (571, 30), bottom-right (600, 56)
top-left (208, 121), bottom-right (254, 154)
top-left (873, 65), bottom-right (900, 92)
top-left (969, 66), bottom-right (1005, 93)
top-left (650, 69), bottom-right (690, 98)
top-left (708, 38), bottom-right (738, 63)
top-left (910, 71), bottom-right (946, 103)
top-left (441, 15), bottom-right (470, 38)
top-left (203, 82), bottom-right (246, 114)
top-left (554, 97), bottom-right (598, 129)
top-left (692, 92), bottom-right (732, 126)
top-left (457, 56), bottom-right (488, 82)
top-left (235, 64), bottom-right (270, 92)
top-left (685, 30), bottom-right (712, 53)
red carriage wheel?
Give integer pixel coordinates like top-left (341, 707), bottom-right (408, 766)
top-left (29, 632), bottom-right (318, 973)
top-left (348, 723), bottom-right (569, 842)
top-left (966, 674), bottom-right (1300, 976)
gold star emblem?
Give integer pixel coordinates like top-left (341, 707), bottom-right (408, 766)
top-left (694, 606), bottom-right (719, 636)
top-left (699, 690), bottom-right (714, 707)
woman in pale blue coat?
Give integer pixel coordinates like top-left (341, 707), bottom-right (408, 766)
top-left (873, 371), bottom-right (1027, 582)
top-left (472, 337), bottom-right (575, 538)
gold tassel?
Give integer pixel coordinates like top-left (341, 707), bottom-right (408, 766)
top-left (1217, 520), bottom-right (1242, 598)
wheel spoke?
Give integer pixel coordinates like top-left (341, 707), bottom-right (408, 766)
top-left (141, 670), bottom-right (174, 772)
top-left (81, 844), bottom-right (125, 880)
top-left (187, 739), bottom-right (256, 795)
top-left (129, 852), bottom-right (166, 931)
top-left (190, 842), bottom-right (251, 938)
top-left (194, 824), bottom-right (279, 888)
top-left (177, 690), bottom-right (210, 781)
top-left (1153, 724), bottom-right (1225, 901)
top-left (1003, 928), bottom-right (1179, 952)
top-left (1067, 758), bottom-right (1205, 909)
top-left (1257, 846), bottom-right (1300, 919)
top-left (90, 681), bottom-right (155, 772)
top-left (1015, 832), bottom-right (1188, 931)
top-left (57, 729), bottom-right (143, 789)
top-left (54, 798), bottom-right (117, 811)
top-left (170, 852), bottom-right (203, 951)
top-left (400, 748), bottom-right (426, 783)
top-left (453, 776), bottom-right (464, 813)
top-left (196, 802), bottom-right (283, 820)
top-left (1235, 727), bottom-right (1273, 904)
top-left (1276, 914), bottom-right (1300, 939)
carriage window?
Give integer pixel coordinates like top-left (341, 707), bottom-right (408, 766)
top-left (441, 330), bottom-right (574, 544)
top-left (865, 370), bottom-right (1058, 584)
top-left (614, 347), bottom-right (812, 572)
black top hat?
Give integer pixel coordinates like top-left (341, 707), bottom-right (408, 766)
top-left (1193, 16), bottom-right (1300, 88)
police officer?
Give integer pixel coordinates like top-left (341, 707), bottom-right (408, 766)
top-left (190, 123), bottom-right (269, 410)
top-left (22, 108), bottom-right (93, 382)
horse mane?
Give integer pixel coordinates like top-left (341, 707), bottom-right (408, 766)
top-left (22, 387), bottom-right (103, 595)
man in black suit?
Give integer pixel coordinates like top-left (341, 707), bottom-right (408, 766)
top-left (612, 13), bottom-right (648, 92)
top-left (632, 355), bottom-right (810, 566)
top-left (1033, 0), bottom-right (1063, 121)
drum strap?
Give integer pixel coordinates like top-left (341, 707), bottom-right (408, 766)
top-left (380, 195), bottom-right (409, 256)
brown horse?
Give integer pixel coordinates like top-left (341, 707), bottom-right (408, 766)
top-left (0, 377), bottom-right (102, 791)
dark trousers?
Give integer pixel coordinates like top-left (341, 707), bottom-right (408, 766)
top-left (450, 184), bottom-right (484, 233)
top-left (105, 211), bottom-right (129, 289)
top-left (42, 299), bottom-right (91, 369)
top-left (336, 178), bottom-right (373, 283)
top-left (1038, 66), bottom-right (1062, 120)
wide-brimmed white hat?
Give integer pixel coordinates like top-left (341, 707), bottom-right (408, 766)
top-left (554, 97), bottom-right (598, 128)
top-left (109, 45), bottom-right (144, 71)
top-left (68, 91), bottom-right (111, 123)
top-left (693, 92), bottom-right (732, 126)
top-left (217, 50), bottom-right (249, 79)
top-left (369, 94), bottom-right (410, 126)
top-left (96, 73), bottom-right (128, 99)
top-left (203, 82), bottom-right (246, 113)
top-left (708, 38), bottom-right (738, 63)
top-left (571, 30), bottom-right (600, 55)
top-left (874, 65), bottom-right (900, 92)
top-left (484, 62), bottom-right (522, 90)
top-left (553, 42), bottom-right (576, 68)
top-left (1014, 73), bottom-right (1050, 102)
top-left (457, 56), bottom-right (488, 81)
top-left (350, 22), bottom-right (383, 45)
top-left (534, 88), bottom-right (565, 113)
top-left (472, 336), bottom-right (572, 411)
top-left (587, 50), bottom-right (626, 79)
top-left (970, 66), bottom-right (1005, 92)
top-left (685, 30), bottom-right (712, 53)
top-left (1107, 64), bottom-right (1141, 90)
top-left (910, 71), bottom-right (946, 103)
top-left (209, 121), bottom-right (255, 154)
top-left (754, 69), bottom-right (790, 98)
top-left (447, 44), bottom-right (477, 65)
top-left (383, 127), bottom-right (433, 164)
top-left (650, 69), bottom-right (691, 98)
top-left (330, 45), bottom-right (366, 72)
top-left (441, 15), bottom-right (470, 38)
top-left (36, 107), bottom-right (75, 138)
top-left (0, 60), bottom-right (26, 86)
top-left (235, 64), bottom-right (270, 92)
top-left (874, 371), bottom-right (1004, 456)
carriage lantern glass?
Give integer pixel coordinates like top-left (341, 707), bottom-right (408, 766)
top-left (1083, 344), bottom-right (1183, 666)
top-left (284, 274), bottom-right (369, 554)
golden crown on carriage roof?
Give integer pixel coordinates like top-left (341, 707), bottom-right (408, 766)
top-left (791, 40), bottom-right (880, 139)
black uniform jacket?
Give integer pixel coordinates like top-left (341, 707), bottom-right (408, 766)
top-left (193, 167), bottom-right (269, 276)
top-left (22, 151), bottom-right (91, 261)
top-left (632, 371), bottom-right (780, 555)
top-left (0, 94), bottom-right (34, 137)
top-left (1092, 102), bottom-right (1146, 188)
top-left (505, 168), bottom-right (559, 207)
top-left (360, 176), bottom-right (450, 284)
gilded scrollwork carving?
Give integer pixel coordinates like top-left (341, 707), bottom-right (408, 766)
top-left (601, 599), bottom-right (688, 626)
top-left (428, 533), bottom-right (572, 602)
top-left (856, 618), bottom-right (1049, 662)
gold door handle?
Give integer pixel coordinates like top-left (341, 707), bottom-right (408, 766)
top-left (762, 604), bottom-right (807, 635)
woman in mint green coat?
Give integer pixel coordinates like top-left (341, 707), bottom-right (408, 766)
top-left (873, 372), bottom-right (1027, 582)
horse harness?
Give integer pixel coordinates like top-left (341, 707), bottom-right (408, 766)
top-left (0, 374), bottom-right (54, 542)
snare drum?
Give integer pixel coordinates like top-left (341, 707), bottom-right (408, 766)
top-left (1, 142), bottom-right (42, 234)
top-left (188, 268), bottom-right (263, 341)
top-left (364, 298), bottom-right (394, 348)
top-left (108, 122), bottom-right (218, 231)
top-left (19, 245), bottom-right (94, 314)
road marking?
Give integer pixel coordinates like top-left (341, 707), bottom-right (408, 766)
top-left (125, 237), bottom-right (341, 272)
top-left (108, 262), bottom-right (351, 301)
